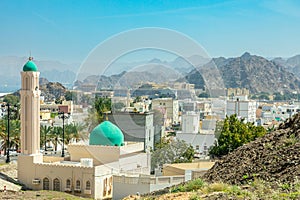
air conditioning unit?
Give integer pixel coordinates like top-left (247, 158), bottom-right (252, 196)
top-left (74, 188), bottom-right (81, 193)
top-left (84, 190), bottom-right (92, 195)
top-left (32, 179), bottom-right (41, 185)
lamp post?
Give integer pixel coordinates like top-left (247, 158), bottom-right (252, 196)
top-left (1, 103), bottom-right (18, 163)
top-left (58, 111), bottom-right (70, 157)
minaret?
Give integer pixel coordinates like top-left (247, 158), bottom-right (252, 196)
top-left (20, 57), bottom-right (41, 155)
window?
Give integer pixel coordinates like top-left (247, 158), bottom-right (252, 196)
top-left (196, 145), bottom-right (200, 150)
top-left (53, 178), bottom-right (60, 191)
top-left (76, 180), bottom-right (81, 190)
top-left (86, 181), bottom-right (91, 190)
top-left (66, 179), bottom-right (71, 189)
top-left (43, 177), bottom-right (49, 190)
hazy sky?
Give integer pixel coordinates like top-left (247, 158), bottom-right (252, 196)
top-left (1, 0), bottom-right (300, 63)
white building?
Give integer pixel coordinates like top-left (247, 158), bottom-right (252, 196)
top-left (182, 112), bottom-right (199, 134)
top-left (226, 95), bottom-right (256, 123)
top-left (211, 98), bottom-right (226, 119)
top-left (177, 112), bottom-right (216, 155)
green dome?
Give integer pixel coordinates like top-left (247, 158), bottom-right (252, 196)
top-left (89, 121), bottom-right (124, 146)
top-left (23, 60), bottom-right (38, 72)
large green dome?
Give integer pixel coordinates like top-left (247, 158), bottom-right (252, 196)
top-left (89, 121), bottom-right (124, 146)
top-left (23, 59), bottom-right (38, 72)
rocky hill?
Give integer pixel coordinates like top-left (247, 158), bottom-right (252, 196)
top-left (184, 52), bottom-right (300, 94)
top-left (273, 55), bottom-right (300, 79)
top-left (76, 64), bottom-right (184, 90)
top-left (76, 53), bottom-right (300, 94)
top-left (40, 81), bottom-right (66, 102)
top-left (13, 78), bottom-right (66, 102)
top-left (203, 112), bottom-right (300, 185)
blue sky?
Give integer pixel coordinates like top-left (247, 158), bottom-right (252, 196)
top-left (1, 0), bottom-right (300, 63)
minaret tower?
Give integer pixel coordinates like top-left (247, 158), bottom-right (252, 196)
top-left (20, 57), bottom-right (41, 155)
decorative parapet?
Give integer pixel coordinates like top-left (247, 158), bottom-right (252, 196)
top-left (35, 161), bottom-right (94, 169)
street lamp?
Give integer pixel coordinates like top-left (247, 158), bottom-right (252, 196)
top-left (1, 103), bottom-right (18, 163)
top-left (58, 111), bottom-right (70, 157)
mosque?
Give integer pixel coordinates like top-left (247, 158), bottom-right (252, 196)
top-left (18, 58), bottom-right (151, 199)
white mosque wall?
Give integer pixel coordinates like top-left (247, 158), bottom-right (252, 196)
top-left (120, 142), bottom-right (144, 155)
top-left (119, 152), bottom-right (151, 175)
top-left (112, 175), bottom-right (185, 200)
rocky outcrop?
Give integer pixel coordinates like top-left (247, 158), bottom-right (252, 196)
top-left (40, 81), bottom-right (66, 102)
top-left (185, 52), bottom-right (300, 93)
top-left (203, 113), bottom-right (300, 185)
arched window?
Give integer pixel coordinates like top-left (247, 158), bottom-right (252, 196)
top-left (43, 177), bottom-right (49, 190)
top-left (86, 181), bottom-right (91, 190)
top-left (53, 178), bottom-right (60, 191)
top-left (66, 179), bottom-right (71, 189)
top-left (76, 180), bottom-right (81, 190)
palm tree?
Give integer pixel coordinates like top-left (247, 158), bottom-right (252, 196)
top-left (64, 123), bottom-right (86, 144)
top-left (48, 126), bottom-right (62, 153)
top-left (40, 125), bottom-right (53, 150)
top-left (0, 119), bottom-right (20, 154)
top-left (0, 119), bottom-right (7, 155)
top-left (9, 120), bottom-right (20, 151)
top-left (85, 97), bottom-right (111, 132)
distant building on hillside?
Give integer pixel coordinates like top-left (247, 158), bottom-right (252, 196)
top-left (227, 88), bottom-right (250, 97)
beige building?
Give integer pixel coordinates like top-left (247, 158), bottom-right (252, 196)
top-left (227, 88), bottom-right (250, 97)
top-left (18, 58), bottom-right (151, 199)
top-left (152, 98), bottom-right (179, 125)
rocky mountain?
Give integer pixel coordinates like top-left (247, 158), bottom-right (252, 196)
top-left (75, 54), bottom-right (211, 90)
top-left (76, 63), bottom-right (185, 90)
top-left (184, 52), bottom-right (300, 94)
top-left (13, 78), bottom-right (66, 102)
top-left (273, 55), bottom-right (300, 79)
top-left (40, 81), bottom-right (66, 102)
top-left (204, 113), bottom-right (300, 185)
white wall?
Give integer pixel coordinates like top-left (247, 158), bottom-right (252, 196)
top-left (182, 112), bottom-right (199, 133)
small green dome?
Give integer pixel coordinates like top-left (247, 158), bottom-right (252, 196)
top-left (23, 59), bottom-right (38, 72)
top-left (89, 121), bottom-right (124, 146)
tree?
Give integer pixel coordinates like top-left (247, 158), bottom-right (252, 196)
top-left (85, 97), bottom-right (112, 132)
top-left (64, 122), bottom-right (85, 144)
top-left (151, 139), bottom-right (194, 170)
top-left (112, 102), bottom-right (125, 111)
top-left (209, 115), bottom-right (266, 157)
top-left (198, 93), bottom-right (210, 98)
top-left (0, 119), bottom-right (20, 154)
top-left (65, 91), bottom-right (78, 103)
top-left (94, 97), bottom-right (111, 122)
top-left (133, 96), bottom-right (142, 103)
top-left (0, 119), bottom-right (7, 154)
top-left (3, 94), bottom-right (19, 105)
top-left (49, 126), bottom-right (63, 153)
top-left (9, 120), bottom-right (20, 151)
top-left (40, 125), bottom-right (53, 149)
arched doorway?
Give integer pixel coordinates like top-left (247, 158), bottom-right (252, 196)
top-left (53, 178), bottom-right (60, 191)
